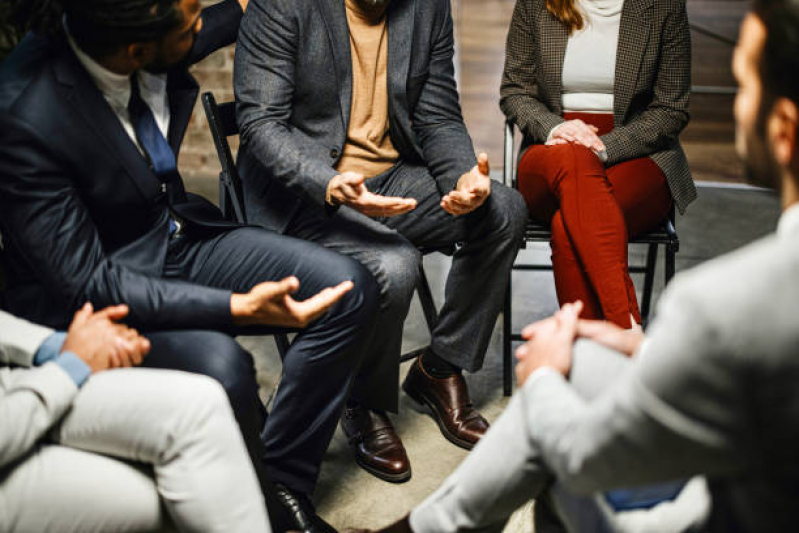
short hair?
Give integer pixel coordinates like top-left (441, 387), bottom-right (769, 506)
top-left (752, 0), bottom-right (799, 107)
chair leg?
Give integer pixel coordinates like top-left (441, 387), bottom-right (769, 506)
top-left (219, 174), bottom-right (229, 220)
top-left (640, 243), bottom-right (658, 323)
top-left (665, 244), bottom-right (676, 284)
top-left (503, 273), bottom-right (513, 397)
top-left (417, 263), bottom-right (439, 332)
top-left (274, 333), bottom-right (290, 361)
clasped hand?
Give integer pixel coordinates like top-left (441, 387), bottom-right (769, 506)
top-left (546, 119), bottom-right (606, 155)
top-left (514, 301), bottom-right (646, 386)
top-left (61, 303), bottom-right (151, 373)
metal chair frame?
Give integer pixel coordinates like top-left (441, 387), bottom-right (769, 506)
top-left (500, 120), bottom-right (680, 395)
top-left (201, 92), bottom-right (440, 362)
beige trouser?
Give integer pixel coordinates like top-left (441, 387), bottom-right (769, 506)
top-left (0, 368), bottom-right (271, 533)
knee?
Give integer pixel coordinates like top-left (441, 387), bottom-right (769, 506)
top-left (489, 184), bottom-right (529, 240)
top-left (321, 253), bottom-right (380, 321)
top-left (183, 333), bottom-right (257, 401)
top-left (372, 241), bottom-right (421, 311)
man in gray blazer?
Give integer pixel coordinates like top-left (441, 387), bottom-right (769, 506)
top-left (235, 0), bottom-right (527, 482)
top-left (0, 305), bottom-right (272, 532)
top-left (360, 0), bottom-right (799, 530)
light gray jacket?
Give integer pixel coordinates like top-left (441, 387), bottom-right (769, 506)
top-left (0, 312), bottom-right (78, 470)
top-left (522, 207), bottom-right (799, 531)
top-left (234, 0), bottom-right (477, 232)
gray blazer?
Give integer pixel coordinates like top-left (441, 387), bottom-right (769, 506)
top-left (0, 311), bottom-right (79, 470)
top-left (234, 0), bottom-right (477, 232)
top-left (500, 0), bottom-right (696, 214)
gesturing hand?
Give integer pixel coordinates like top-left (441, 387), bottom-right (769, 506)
top-left (442, 153), bottom-right (492, 216)
top-left (231, 276), bottom-right (354, 328)
top-left (61, 303), bottom-right (151, 373)
top-left (327, 172), bottom-right (417, 217)
top-left (546, 119), bottom-right (606, 154)
top-left (514, 301), bottom-right (583, 385)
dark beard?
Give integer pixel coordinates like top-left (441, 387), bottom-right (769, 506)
top-left (356, 0), bottom-right (392, 8)
top-left (743, 101), bottom-right (783, 191)
top-left (743, 135), bottom-right (782, 190)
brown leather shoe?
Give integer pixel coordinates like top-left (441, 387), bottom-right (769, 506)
top-left (341, 406), bottom-right (411, 483)
top-left (402, 356), bottom-right (489, 449)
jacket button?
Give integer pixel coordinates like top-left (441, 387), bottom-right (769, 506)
top-left (330, 148), bottom-right (340, 159)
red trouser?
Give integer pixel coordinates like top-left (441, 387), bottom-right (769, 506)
top-left (516, 113), bottom-right (672, 327)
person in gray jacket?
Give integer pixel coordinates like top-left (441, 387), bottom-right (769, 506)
top-left (234, 0), bottom-right (528, 483)
top-left (359, 0), bottom-right (799, 530)
top-left (0, 304), bottom-right (272, 532)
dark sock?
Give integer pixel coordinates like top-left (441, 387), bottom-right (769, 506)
top-left (421, 350), bottom-right (461, 378)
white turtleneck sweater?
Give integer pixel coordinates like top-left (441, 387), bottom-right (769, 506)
top-left (561, 0), bottom-right (623, 114)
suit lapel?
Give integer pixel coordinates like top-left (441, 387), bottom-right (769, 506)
top-left (53, 46), bottom-right (160, 200)
top-left (539, 9), bottom-right (568, 113)
top-left (167, 70), bottom-right (199, 154)
top-left (387, 0), bottom-right (415, 114)
top-left (614, 0), bottom-right (653, 123)
top-left (315, 0), bottom-right (353, 129)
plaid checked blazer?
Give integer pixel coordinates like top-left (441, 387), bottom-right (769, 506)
top-left (500, 0), bottom-right (697, 214)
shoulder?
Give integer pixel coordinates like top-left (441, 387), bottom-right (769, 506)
top-left (660, 233), bottom-right (799, 359)
top-left (0, 32), bottom-right (57, 115)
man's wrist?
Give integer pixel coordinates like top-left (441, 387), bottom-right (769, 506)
top-left (52, 352), bottom-right (92, 387)
top-left (34, 332), bottom-right (68, 366)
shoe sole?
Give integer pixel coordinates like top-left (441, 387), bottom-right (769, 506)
top-left (353, 454), bottom-right (412, 483)
top-left (402, 381), bottom-right (477, 451)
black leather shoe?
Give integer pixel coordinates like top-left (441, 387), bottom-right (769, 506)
top-left (274, 483), bottom-right (337, 533)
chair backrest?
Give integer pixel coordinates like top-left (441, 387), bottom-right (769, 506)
top-left (201, 92), bottom-right (247, 224)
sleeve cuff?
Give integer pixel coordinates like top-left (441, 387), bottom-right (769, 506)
top-left (53, 352), bottom-right (92, 387)
top-left (34, 332), bottom-right (68, 366)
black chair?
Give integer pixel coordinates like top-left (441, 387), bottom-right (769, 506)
top-left (201, 92), bottom-right (441, 363)
top-left (501, 120), bottom-right (680, 395)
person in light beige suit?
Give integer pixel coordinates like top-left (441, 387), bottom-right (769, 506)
top-left (0, 304), bottom-right (271, 533)
top-left (359, 0), bottom-right (799, 530)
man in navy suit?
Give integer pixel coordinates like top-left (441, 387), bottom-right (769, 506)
top-left (0, 1), bottom-right (381, 529)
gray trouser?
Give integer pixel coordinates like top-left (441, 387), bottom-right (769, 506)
top-left (0, 369), bottom-right (270, 533)
top-left (285, 161), bottom-right (528, 411)
top-left (409, 340), bottom-right (708, 533)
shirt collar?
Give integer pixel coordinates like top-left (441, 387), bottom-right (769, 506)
top-left (777, 202), bottom-right (799, 239)
top-left (64, 24), bottom-right (168, 111)
top-left (65, 27), bottom-right (132, 111)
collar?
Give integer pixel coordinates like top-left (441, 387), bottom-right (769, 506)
top-left (777, 202), bottom-right (799, 239)
top-left (65, 24), bottom-right (167, 111)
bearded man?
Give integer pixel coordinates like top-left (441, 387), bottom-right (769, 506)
top-left (234, 0), bottom-right (528, 484)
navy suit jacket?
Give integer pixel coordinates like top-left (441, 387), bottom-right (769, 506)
top-left (0, 1), bottom-right (243, 330)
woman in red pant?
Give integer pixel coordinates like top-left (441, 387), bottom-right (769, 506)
top-left (500, 0), bottom-right (696, 327)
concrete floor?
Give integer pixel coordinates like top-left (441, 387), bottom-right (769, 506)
top-left (235, 182), bottom-right (781, 531)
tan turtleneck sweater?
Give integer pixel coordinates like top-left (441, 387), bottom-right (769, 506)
top-left (335, 0), bottom-right (399, 178)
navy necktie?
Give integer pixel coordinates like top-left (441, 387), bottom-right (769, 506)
top-left (127, 75), bottom-right (187, 205)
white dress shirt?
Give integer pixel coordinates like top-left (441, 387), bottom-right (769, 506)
top-left (66, 32), bottom-right (171, 153)
top-left (561, 0), bottom-right (623, 114)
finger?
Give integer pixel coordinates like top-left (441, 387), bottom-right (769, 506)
top-left (261, 277), bottom-right (301, 299)
top-left (360, 192), bottom-right (417, 209)
top-left (341, 173), bottom-right (366, 188)
top-left (71, 302), bottom-right (93, 326)
top-left (290, 281), bottom-right (354, 324)
top-left (477, 152), bottom-right (490, 176)
top-left (440, 197), bottom-right (471, 216)
top-left (94, 304), bottom-right (130, 322)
